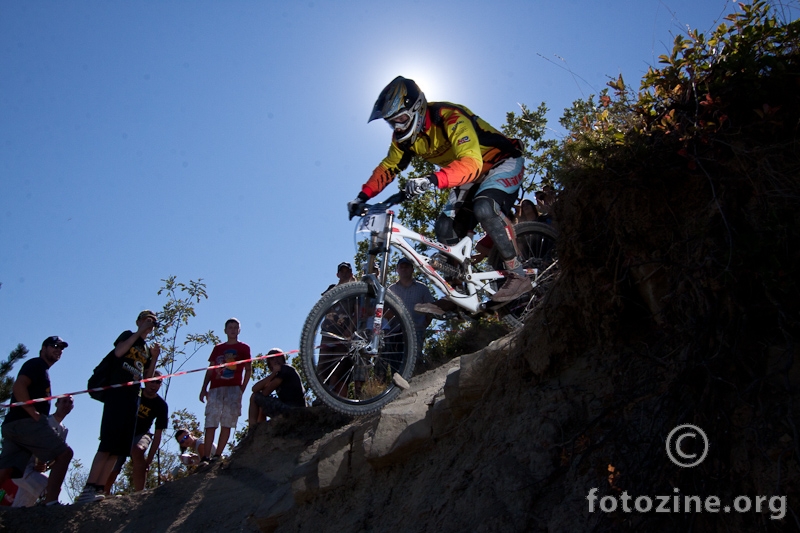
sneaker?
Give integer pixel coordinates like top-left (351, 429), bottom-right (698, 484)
top-left (492, 272), bottom-right (532, 302)
top-left (74, 485), bottom-right (105, 505)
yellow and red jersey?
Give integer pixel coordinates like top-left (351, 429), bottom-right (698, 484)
top-left (361, 102), bottom-right (522, 198)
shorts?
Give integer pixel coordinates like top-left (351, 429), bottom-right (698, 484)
top-left (112, 433), bottom-right (152, 470)
top-left (204, 386), bottom-right (242, 428)
top-left (0, 417), bottom-right (69, 478)
top-left (98, 388), bottom-right (140, 456)
top-left (251, 393), bottom-right (298, 418)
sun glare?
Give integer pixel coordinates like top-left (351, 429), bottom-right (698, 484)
top-left (369, 62), bottom-right (448, 102)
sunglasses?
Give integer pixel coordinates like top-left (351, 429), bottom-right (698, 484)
top-left (179, 434), bottom-right (190, 444)
top-left (47, 344), bottom-right (66, 350)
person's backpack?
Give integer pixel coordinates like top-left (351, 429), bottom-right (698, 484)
top-left (87, 350), bottom-right (118, 402)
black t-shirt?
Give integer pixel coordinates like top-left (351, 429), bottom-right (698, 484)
top-left (134, 393), bottom-right (168, 436)
top-left (276, 364), bottom-right (305, 407)
top-left (110, 331), bottom-right (153, 387)
top-left (3, 357), bottom-right (51, 425)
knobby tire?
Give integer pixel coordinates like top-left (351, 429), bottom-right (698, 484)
top-left (299, 282), bottom-right (417, 416)
top-left (491, 221), bottom-right (559, 327)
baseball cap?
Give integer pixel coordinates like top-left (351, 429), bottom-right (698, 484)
top-left (137, 309), bottom-right (158, 322)
top-left (42, 336), bottom-right (68, 349)
top-left (337, 261), bottom-right (353, 272)
top-left (397, 257), bottom-right (412, 268)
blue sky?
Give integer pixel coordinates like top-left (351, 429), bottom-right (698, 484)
top-left (1, 0), bottom-right (766, 492)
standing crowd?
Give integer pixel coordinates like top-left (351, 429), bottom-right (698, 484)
top-left (0, 312), bottom-right (306, 507)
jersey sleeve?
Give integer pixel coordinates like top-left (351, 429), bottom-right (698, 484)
top-left (362, 143), bottom-right (413, 198)
top-left (432, 109), bottom-right (483, 189)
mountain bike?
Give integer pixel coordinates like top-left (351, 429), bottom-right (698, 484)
top-left (299, 191), bottom-right (558, 416)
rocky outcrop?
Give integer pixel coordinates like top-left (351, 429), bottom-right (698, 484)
top-left (255, 334), bottom-right (515, 530)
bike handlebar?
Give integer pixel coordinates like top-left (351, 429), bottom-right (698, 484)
top-left (358, 190), bottom-right (408, 217)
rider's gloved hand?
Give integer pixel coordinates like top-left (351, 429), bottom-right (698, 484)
top-left (405, 174), bottom-right (438, 198)
top-left (347, 192), bottom-right (369, 220)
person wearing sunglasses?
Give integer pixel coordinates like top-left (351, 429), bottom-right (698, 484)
top-left (347, 76), bottom-right (531, 303)
top-left (0, 336), bottom-right (73, 506)
top-left (174, 428), bottom-right (216, 466)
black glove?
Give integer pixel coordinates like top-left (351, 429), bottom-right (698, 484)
top-left (347, 192), bottom-right (369, 220)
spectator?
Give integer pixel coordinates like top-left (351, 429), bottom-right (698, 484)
top-left (535, 186), bottom-right (556, 224)
top-left (174, 428), bottom-right (216, 466)
top-left (104, 371), bottom-right (168, 493)
top-left (198, 318), bottom-right (252, 463)
top-left (515, 198), bottom-right (539, 222)
top-left (76, 311), bottom-right (160, 504)
top-left (323, 261), bottom-right (356, 294)
top-left (318, 263), bottom-right (357, 397)
top-left (0, 336), bottom-right (74, 506)
top-left (11, 395), bottom-right (74, 507)
top-left (248, 349), bottom-right (306, 426)
top-left (388, 257), bottom-right (435, 365)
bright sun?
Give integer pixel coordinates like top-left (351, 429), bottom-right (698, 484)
top-left (370, 61), bottom-right (447, 102)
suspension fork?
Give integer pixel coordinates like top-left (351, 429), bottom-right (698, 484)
top-left (363, 210), bottom-right (394, 355)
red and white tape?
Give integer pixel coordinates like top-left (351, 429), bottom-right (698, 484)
top-left (0, 350), bottom-right (297, 409)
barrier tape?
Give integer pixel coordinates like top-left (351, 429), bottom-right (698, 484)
top-left (0, 349), bottom-right (298, 409)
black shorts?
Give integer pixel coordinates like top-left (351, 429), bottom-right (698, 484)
top-left (252, 394), bottom-right (299, 418)
top-left (98, 388), bottom-right (139, 456)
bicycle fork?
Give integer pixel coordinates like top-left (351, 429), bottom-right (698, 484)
top-left (363, 209), bottom-right (395, 356)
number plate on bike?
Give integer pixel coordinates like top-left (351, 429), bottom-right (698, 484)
top-left (358, 212), bottom-right (387, 234)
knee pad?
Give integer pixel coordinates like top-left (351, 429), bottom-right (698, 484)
top-left (473, 196), bottom-right (517, 261)
top-left (473, 196), bottom-right (501, 224)
top-left (434, 214), bottom-right (460, 245)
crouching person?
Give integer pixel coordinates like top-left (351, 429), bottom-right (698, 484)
top-left (0, 336), bottom-right (73, 506)
top-left (248, 349), bottom-right (306, 426)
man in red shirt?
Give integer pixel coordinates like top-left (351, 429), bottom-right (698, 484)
top-left (198, 318), bottom-right (252, 462)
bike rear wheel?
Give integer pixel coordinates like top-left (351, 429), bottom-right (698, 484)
top-left (299, 281), bottom-right (417, 416)
top-left (490, 221), bottom-right (559, 327)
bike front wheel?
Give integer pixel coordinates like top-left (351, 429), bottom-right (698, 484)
top-left (299, 281), bottom-right (417, 416)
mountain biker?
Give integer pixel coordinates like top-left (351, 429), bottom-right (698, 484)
top-left (347, 76), bottom-right (530, 302)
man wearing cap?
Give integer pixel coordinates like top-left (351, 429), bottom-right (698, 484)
top-left (323, 261), bottom-right (356, 294)
top-left (388, 257), bottom-right (435, 367)
top-left (11, 395), bottom-right (74, 507)
top-left (77, 310), bottom-right (160, 504)
top-left (0, 336), bottom-right (74, 506)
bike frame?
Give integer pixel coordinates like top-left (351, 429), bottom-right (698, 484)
top-left (358, 202), bottom-right (531, 326)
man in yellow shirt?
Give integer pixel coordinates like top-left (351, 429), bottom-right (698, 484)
top-left (348, 76), bottom-right (530, 302)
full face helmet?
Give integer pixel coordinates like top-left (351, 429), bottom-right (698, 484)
top-left (368, 76), bottom-right (427, 144)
